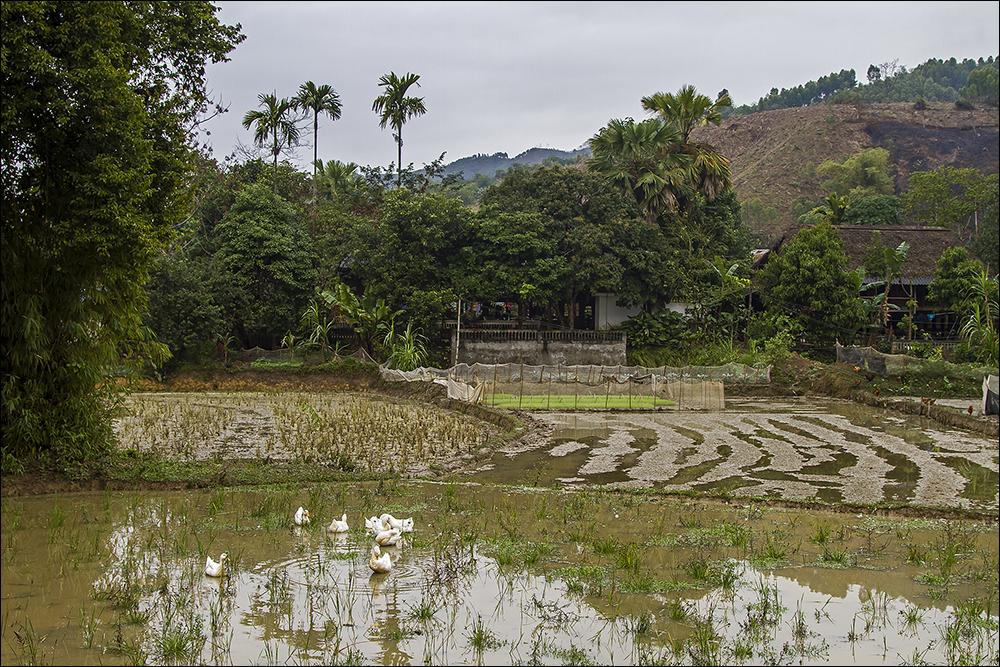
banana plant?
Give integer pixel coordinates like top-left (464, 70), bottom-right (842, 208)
top-left (319, 283), bottom-right (401, 358)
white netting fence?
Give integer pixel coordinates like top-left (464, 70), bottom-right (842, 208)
top-left (836, 343), bottom-right (997, 381)
top-left (381, 362), bottom-right (770, 410)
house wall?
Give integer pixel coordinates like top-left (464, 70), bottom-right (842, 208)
top-left (594, 293), bottom-right (689, 330)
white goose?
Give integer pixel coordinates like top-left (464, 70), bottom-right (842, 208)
top-left (369, 544), bottom-right (392, 573)
top-left (294, 506), bottom-right (310, 526)
top-left (328, 513), bottom-right (350, 533)
top-left (205, 552), bottom-right (227, 577)
top-left (375, 526), bottom-right (402, 547)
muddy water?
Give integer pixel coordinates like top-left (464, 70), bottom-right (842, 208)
top-left (2, 481), bottom-right (997, 666)
top-left (474, 398), bottom-right (999, 511)
top-left (2, 394), bottom-right (998, 665)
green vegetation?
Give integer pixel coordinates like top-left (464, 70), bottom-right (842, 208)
top-left (3, 4), bottom-right (996, 480)
top-left (485, 394), bottom-right (675, 409)
top-left (1, 1), bottom-right (244, 475)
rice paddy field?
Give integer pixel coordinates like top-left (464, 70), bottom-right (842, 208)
top-left (1, 390), bottom-right (997, 665)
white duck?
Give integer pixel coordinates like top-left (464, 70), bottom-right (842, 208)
top-left (205, 552), bottom-right (227, 577)
top-left (369, 544), bottom-right (392, 573)
top-left (379, 513), bottom-right (415, 533)
top-left (365, 515), bottom-right (386, 536)
top-left (328, 513), bottom-right (350, 533)
top-left (294, 506), bottom-right (310, 526)
top-left (375, 526), bottom-right (402, 547)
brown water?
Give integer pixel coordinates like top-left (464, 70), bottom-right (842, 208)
top-left (2, 395), bottom-right (998, 665)
top-left (2, 482), bottom-right (997, 666)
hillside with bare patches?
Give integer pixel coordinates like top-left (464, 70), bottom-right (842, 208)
top-left (692, 102), bottom-right (1000, 245)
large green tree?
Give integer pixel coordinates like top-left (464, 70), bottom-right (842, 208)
top-left (242, 92), bottom-right (300, 194)
top-left (756, 222), bottom-right (865, 344)
top-left (214, 183), bottom-right (317, 349)
top-left (817, 148), bottom-right (894, 199)
top-left (904, 167), bottom-right (998, 247)
top-left (478, 165), bottom-right (673, 326)
top-left (372, 71), bottom-right (427, 187)
top-left (927, 247), bottom-right (986, 317)
top-left (293, 81), bottom-right (342, 234)
top-left (336, 189), bottom-right (469, 335)
top-left (1, 1), bottom-right (242, 474)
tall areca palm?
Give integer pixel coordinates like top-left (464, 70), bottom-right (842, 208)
top-left (372, 71), bottom-right (426, 187)
top-left (242, 92), bottom-right (300, 194)
top-left (588, 117), bottom-right (693, 224)
top-left (641, 85), bottom-right (734, 205)
top-left (294, 81), bottom-right (342, 235)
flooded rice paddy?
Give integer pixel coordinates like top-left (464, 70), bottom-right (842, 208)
top-left (2, 392), bottom-right (998, 665)
top-left (475, 397), bottom-right (999, 512)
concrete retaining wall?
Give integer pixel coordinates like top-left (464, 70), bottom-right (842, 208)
top-left (452, 330), bottom-right (626, 366)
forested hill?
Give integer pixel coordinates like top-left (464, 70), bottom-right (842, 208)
top-left (441, 146), bottom-right (589, 177)
top-left (690, 101), bottom-right (999, 245)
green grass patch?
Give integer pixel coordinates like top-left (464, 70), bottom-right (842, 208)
top-left (485, 393), bottom-right (675, 409)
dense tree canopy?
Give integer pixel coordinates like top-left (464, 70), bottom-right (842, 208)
top-left (904, 167), bottom-right (998, 249)
top-left (215, 183), bottom-right (317, 348)
top-left (756, 223), bottom-right (865, 344)
top-left (927, 247), bottom-right (987, 316)
top-left (1, 1), bottom-right (243, 473)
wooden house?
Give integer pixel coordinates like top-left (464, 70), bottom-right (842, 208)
top-left (757, 225), bottom-right (971, 341)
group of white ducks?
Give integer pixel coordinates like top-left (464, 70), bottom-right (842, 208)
top-left (205, 506), bottom-right (415, 578)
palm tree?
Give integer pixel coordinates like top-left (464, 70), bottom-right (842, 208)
top-left (242, 92), bottom-right (300, 194)
top-left (641, 85), bottom-right (734, 206)
top-left (372, 72), bottom-right (427, 187)
top-left (588, 117), bottom-right (693, 223)
top-left (316, 158), bottom-right (362, 196)
top-left (641, 85), bottom-right (731, 143)
top-left (293, 82), bottom-right (342, 235)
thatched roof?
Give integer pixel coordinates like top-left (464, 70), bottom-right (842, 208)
top-left (761, 225), bottom-right (968, 282)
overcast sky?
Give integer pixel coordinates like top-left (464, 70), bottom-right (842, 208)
top-left (198, 1), bottom-right (999, 172)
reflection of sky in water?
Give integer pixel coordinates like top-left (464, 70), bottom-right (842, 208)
top-left (4, 485), bottom-right (996, 667)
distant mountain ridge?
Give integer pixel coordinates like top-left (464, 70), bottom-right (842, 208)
top-left (442, 146), bottom-right (590, 177)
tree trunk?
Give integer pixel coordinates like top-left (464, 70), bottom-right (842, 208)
top-left (565, 287), bottom-right (576, 329)
top-left (312, 113), bottom-right (318, 238)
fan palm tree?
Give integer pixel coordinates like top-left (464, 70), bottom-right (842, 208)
top-left (242, 92), bottom-right (300, 194)
top-left (294, 82), bottom-right (342, 235)
top-left (588, 117), bottom-right (693, 224)
top-left (372, 71), bottom-right (426, 187)
top-left (641, 85), bottom-right (731, 143)
top-left (316, 158), bottom-right (362, 196)
top-left (641, 85), bottom-right (734, 207)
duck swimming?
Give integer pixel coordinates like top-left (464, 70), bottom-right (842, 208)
top-left (365, 516), bottom-right (386, 536)
top-left (369, 544), bottom-right (391, 573)
top-left (380, 513), bottom-right (415, 533)
top-left (205, 552), bottom-right (227, 577)
top-left (375, 526), bottom-right (402, 547)
top-left (294, 506), bottom-right (310, 526)
top-left (328, 513), bottom-right (350, 533)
